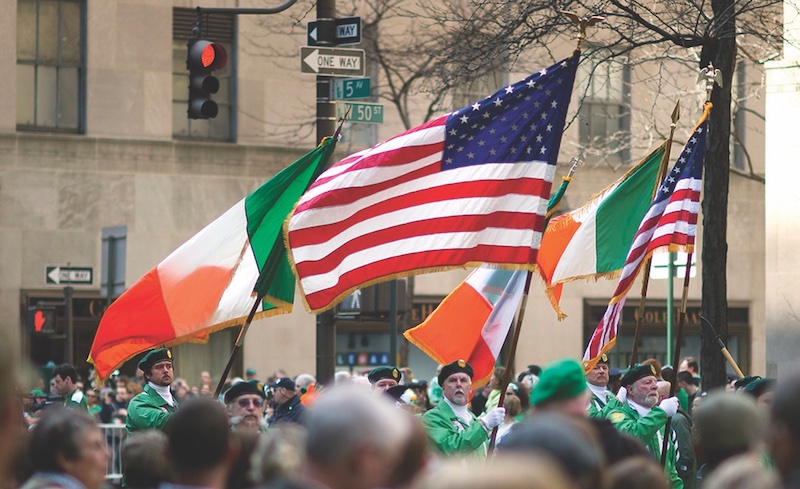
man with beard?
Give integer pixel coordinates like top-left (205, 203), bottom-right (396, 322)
top-left (420, 359), bottom-right (505, 459)
top-left (586, 354), bottom-right (621, 418)
top-left (224, 380), bottom-right (267, 432)
top-left (608, 364), bottom-right (683, 488)
top-left (126, 348), bottom-right (179, 433)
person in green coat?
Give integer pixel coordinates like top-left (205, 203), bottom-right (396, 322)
top-left (420, 360), bottom-right (505, 459)
top-left (126, 348), bottom-right (179, 434)
top-left (608, 364), bottom-right (683, 489)
top-left (585, 354), bottom-right (621, 418)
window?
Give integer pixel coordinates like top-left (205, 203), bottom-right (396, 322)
top-left (172, 8), bottom-right (235, 141)
top-left (17, 0), bottom-right (85, 132)
top-left (577, 56), bottom-right (631, 162)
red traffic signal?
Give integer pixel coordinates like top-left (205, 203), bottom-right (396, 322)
top-left (27, 306), bottom-right (57, 334)
top-left (187, 40), bottom-right (228, 119)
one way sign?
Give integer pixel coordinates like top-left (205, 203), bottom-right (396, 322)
top-left (300, 47), bottom-right (365, 76)
top-left (307, 16), bottom-right (362, 46)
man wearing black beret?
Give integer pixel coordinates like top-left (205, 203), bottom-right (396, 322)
top-left (368, 366), bottom-right (402, 393)
top-left (126, 348), bottom-right (179, 433)
top-left (585, 354), bottom-right (622, 418)
top-left (420, 359), bottom-right (505, 459)
top-left (607, 363), bottom-right (683, 488)
top-left (225, 380), bottom-right (267, 432)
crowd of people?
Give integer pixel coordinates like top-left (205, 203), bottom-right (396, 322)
top-left (2, 341), bottom-right (799, 489)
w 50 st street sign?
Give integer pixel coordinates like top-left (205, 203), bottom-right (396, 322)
top-left (300, 47), bottom-right (365, 77)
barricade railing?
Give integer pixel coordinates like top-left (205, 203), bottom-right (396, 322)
top-left (99, 423), bottom-right (126, 482)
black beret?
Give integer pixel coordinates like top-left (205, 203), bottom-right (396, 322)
top-left (596, 353), bottom-right (609, 365)
top-left (734, 375), bottom-right (762, 390)
top-left (384, 385), bottom-right (409, 402)
top-left (620, 363), bottom-right (658, 387)
top-left (368, 366), bottom-right (402, 384)
top-left (138, 348), bottom-right (173, 373)
top-left (267, 377), bottom-right (296, 390)
top-left (438, 360), bottom-right (473, 385)
top-left (224, 380), bottom-right (267, 404)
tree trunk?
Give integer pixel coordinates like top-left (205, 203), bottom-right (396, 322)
top-left (699, 0), bottom-right (737, 391)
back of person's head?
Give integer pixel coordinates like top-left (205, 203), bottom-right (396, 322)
top-left (249, 424), bottom-right (307, 485)
top-left (693, 391), bottom-right (765, 470)
top-left (702, 453), bottom-right (780, 489)
top-left (53, 363), bottom-right (78, 384)
top-left (677, 370), bottom-right (695, 385)
top-left (498, 413), bottom-right (605, 489)
top-left (504, 394), bottom-right (522, 418)
top-left (420, 454), bottom-right (570, 489)
top-left (227, 430), bottom-right (260, 489)
top-left (122, 430), bottom-right (173, 488)
top-left (165, 398), bottom-right (231, 473)
top-left (604, 456), bottom-right (669, 489)
top-left (28, 407), bottom-right (97, 472)
top-left (589, 418), bottom-right (650, 465)
top-left (305, 386), bottom-right (411, 468)
top-left (770, 367), bottom-right (800, 481)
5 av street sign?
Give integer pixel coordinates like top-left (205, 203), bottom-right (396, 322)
top-left (333, 77), bottom-right (371, 100)
top-left (300, 47), bottom-right (365, 76)
top-left (45, 265), bottom-right (93, 286)
top-left (307, 16), bottom-right (362, 46)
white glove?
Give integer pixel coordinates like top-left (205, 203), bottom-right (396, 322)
top-left (481, 407), bottom-right (506, 429)
top-left (616, 386), bottom-right (628, 403)
top-left (658, 396), bottom-right (679, 417)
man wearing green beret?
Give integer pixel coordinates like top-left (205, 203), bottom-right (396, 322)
top-left (531, 358), bottom-right (591, 417)
top-left (368, 366), bottom-right (402, 393)
top-left (126, 348), bottom-right (179, 434)
top-left (224, 379), bottom-right (267, 432)
top-left (607, 363), bottom-right (683, 489)
top-left (585, 354), bottom-right (622, 418)
top-left (421, 359), bottom-right (505, 459)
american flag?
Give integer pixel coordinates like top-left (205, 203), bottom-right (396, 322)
top-left (582, 104), bottom-right (710, 371)
top-left (287, 51), bottom-right (580, 313)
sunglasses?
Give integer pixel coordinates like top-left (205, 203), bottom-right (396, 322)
top-left (237, 398), bottom-right (264, 408)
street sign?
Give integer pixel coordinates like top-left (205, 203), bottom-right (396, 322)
top-left (300, 47), bottom-right (365, 77)
top-left (307, 16), bottom-right (362, 46)
top-left (338, 102), bottom-right (384, 124)
top-left (45, 265), bottom-right (94, 286)
top-left (333, 77), bottom-right (371, 100)
top-left (650, 252), bottom-right (696, 279)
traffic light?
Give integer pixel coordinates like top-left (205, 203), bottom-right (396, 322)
top-left (27, 306), bottom-right (57, 334)
top-left (186, 39), bottom-right (227, 119)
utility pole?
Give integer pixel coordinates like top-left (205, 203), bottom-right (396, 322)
top-left (315, 0), bottom-right (337, 386)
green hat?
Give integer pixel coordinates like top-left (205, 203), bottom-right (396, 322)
top-left (368, 366), bottom-right (402, 385)
top-left (734, 375), bottom-right (762, 390)
top-left (137, 348), bottom-right (173, 373)
top-left (245, 368), bottom-right (257, 376)
top-left (620, 363), bottom-right (658, 387)
top-left (438, 360), bottom-right (474, 385)
top-left (531, 358), bottom-right (587, 406)
top-left (224, 380), bottom-right (267, 404)
top-left (30, 389), bottom-right (47, 398)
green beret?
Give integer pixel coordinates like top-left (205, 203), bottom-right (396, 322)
top-left (734, 375), bottom-right (761, 390)
top-left (620, 363), bottom-right (658, 387)
top-left (137, 348), bottom-right (173, 373)
top-left (224, 380), bottom-right (267, 404)
top-left (531, 358), bottom-right (587, 406)
top-left (368, 366), bottom-right (402, 384)
top-left (30, 389), bottom-right (47, 398)
top-left (438, 360), bottom-right (474, 385)
top-left (743, 378), bottom-right (775, 398)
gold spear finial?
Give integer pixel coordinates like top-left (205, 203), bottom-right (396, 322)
top-left (561, 11), bottom-right (605, 50)
top-left (698, 63), bottom-right (723, 102)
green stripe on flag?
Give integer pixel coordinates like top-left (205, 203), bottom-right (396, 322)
top-left (245, 137), bottom-right (337, 308)
top-left (595, 146), bottom-right (665, 273)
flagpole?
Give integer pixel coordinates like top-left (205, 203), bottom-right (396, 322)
top-left (700, 316), bottom-right (745, 378)
top-left (660, 251), bottom-right (693, 465)
top-left (487, 161), bottom-right (579, 456)
top-left (214, 294), bottom-right (264, 398)
top-left (629, 101), bottom-right (680, 369)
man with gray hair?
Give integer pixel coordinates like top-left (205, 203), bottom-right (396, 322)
top-left (692, 391), bottom-right (765, 484)
top-left (301, 386), bottom-right (413, 489)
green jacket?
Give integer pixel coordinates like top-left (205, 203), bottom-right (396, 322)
top-left (64, 388), bottom-right (89, 412)
top-left (421, 399), bottom-right (488, 458)
top-left (587, 388), bottom-right (621, 418)
top-left (125, 384), bottom-right (178, 434)
top-left (608, 401), bottom-right (683, 489)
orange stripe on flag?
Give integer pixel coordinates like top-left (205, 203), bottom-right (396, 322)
top-left (159, 265), bottom-right (236, 337)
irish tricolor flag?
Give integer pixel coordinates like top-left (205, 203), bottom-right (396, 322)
top-left (89, 138), bottom-right (337, 380)
top-left (536, 144), bottom-right (666, 319)
top-left (404, 267), bottom-right (526, 387)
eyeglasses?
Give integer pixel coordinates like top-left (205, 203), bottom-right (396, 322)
top-left (237, 398), bottom-right (264, 408)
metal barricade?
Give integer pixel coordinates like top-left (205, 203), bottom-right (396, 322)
top-left (99, 423), bottom-right (126, 482)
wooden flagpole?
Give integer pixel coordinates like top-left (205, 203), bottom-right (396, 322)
top-left (213, 116), bottom-right (349, 399)
top-left (486, 161), bottom-right (579, 456)
top-left (660, 251), bottom-right (692, 465)
top-left (629, 101), bottom-right (680, 368)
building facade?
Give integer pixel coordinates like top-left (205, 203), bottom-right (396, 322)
top-left (4, 0), bottom-right (766, 386)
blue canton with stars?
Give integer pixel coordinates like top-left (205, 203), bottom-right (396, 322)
top-left (442, 51), bottom-right (579, 170)
top-left (655, 116), bottom-right (708, 202)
